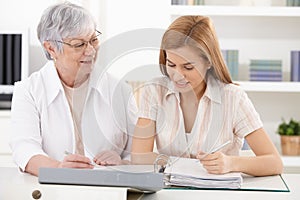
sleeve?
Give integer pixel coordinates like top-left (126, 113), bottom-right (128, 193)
top-left (109, 77), bottom-right (138, 160)
top-left (233, 90), bottom-right (263, 138)
top-left (137, 82), bottom-right (159, 121)
top-left (9, 81), bottom-right (47, 171)
top-left (120, 81), bottom-right (138, 160)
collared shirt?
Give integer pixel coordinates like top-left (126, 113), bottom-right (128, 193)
top-left (138, 73), bottom-right (263, 157)
top-left (10, 61), bottom-right (137, 171)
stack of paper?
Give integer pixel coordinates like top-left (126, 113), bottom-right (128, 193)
top-left (164, 157), bottom-right (243, 189)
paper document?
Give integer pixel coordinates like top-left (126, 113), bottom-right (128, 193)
top-left (164, 157), bottom-right (243, 189)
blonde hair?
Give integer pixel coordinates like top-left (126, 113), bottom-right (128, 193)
top-left (159, 15), bottom-right (232, 84)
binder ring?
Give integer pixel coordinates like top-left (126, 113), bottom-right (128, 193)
top-left (153, 154), bottom-right (170, 173)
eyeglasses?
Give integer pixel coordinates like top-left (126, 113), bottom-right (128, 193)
top-left (54, 30), bottom-right (102, 52)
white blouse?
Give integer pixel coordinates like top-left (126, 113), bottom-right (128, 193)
top-left (10, 61), bottom-right (138, 171)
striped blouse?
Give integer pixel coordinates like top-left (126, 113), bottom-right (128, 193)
top-left (138, 73), bottom-right (263, 158)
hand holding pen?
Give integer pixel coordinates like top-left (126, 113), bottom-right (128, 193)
top-left (93, 150), bottom-right (123, 166)
top-left (61, 151), bottom-right (94, 169)
top-left (196, 140), bottom-right (232, 174)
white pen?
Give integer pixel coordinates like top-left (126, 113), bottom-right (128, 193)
top-left (210, 140), bottom-right (231, 154)
top-left (64, 150), bottom-right (96, 166)
top-left (198, 140), bottom-right (231, 160)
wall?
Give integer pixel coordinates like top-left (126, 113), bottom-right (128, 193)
top-left (0, 0), bottom-right (170, 76)
top-left (0, 0), bottom-right (55, 74)
top-left (0, 0), bottom-right (106, 75)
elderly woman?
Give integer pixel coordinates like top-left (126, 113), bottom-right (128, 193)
top-left (10, 2), bottom-right (137, 176)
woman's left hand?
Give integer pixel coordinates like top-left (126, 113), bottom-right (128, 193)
top-left (93, 150), bottom-right (122, 166)
top-left (197, 151), bottom-right (232, 174)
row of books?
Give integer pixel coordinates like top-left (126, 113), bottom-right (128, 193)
top-left (221, 50), bottom-right (300, 82)
top-left (287, 0), bottom-right (300, 6)
top-left (291, 51), bottom-right (300, 81)
top-left (171, 0), bottom-right (204, 5)
top-left (249, 59), bottom-right (282, 81)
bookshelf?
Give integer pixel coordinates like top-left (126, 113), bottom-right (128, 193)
top-left (169, 4), bottom-right (300, 88)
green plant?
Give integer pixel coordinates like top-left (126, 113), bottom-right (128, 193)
top-left (277, 118), bottom-right (300, 136)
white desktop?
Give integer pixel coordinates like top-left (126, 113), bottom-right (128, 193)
top-left (1, 166), bottom-right (300, 200)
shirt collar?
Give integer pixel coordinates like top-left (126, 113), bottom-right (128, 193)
top-left (165, 77), bottom-right (180, 101)
top-left (41, 61), bottom-right (64, 106)
top-left (204, 72), bottom-right (222, 104)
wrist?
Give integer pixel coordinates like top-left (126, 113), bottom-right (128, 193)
top-left (229, 156), bottom-right (239, 172)
top-left (121, 159), bottom-right (131, 165)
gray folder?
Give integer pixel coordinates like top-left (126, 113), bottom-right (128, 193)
top-left (39, 167), bottom-right (164, 193)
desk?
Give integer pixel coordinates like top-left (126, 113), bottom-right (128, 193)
top-left (1, 167), bottom-right (300, 200)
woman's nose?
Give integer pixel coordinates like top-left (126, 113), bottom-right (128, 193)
top-left (172, 68), bottom-right (185, 80)
top-left (84, 43), bottom-right (97, 56)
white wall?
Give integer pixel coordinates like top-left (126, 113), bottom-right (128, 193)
top-left (0, 0), bottom-right (170, 75)
top-left (0, 0), bottom-right (58, 74)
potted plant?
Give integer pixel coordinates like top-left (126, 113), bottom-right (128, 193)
top-left (277, 118), bottom-right (300, 156)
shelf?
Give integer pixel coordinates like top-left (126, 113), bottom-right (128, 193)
top-left (236, 81), bottom-right (300, 92)
top-left (170, 5), bottom-right (300, 17)
top-left (282, 156), bottom-right (300, 173)
top-left (0, 85), bottom-right (14, 94)
top-left (0, 110), bottom-right (10, 117)
top-left (282, 156), bottom-right (300, 167)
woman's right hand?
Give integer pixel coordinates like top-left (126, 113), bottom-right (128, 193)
top-left (59, 153), bottom-right (94, 169)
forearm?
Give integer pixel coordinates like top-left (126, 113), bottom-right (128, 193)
top-left (230, 154), bottom-right (283, 176)
top-left (131, 118), bottom-right (157, 164)
top-left (131, 152), bottom-right (159, 165)
top-left (25, 155), bottom-right (60, 176)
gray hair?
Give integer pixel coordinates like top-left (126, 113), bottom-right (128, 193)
top-left (37, 1), bottom-right (97, 60)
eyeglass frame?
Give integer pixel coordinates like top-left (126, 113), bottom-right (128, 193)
top-left (49, 30), bottom-right (102, 51)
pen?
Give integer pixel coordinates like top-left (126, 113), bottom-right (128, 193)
top-left (210, 140), bottom-right (231, 154)
top-left (198, 140), bottom-right (231, 160)
top-left (64, 150), bottom-right (96, 166)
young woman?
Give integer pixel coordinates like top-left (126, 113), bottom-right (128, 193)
top-left (131, 15), bottom-right (283, 176)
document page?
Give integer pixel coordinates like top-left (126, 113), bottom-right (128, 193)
top-left (164, 157), bottom-right (242, 189)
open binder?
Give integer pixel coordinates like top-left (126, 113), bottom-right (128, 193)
top-left (39, 156), bottom-right (289, 193)
top-left (163, 157), bottom-right (242, 189)
top-left (160, 156), bottom-right (289, 192)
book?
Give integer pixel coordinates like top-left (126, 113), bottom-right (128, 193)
top-left (291, 51), bottom-right (300, 82)
top-left (164, 157), bottom-right (243, 189)
top-left (0, 35), bottom-right (3, 84)
top-left (249, 59), bottom-right (282, 81)
top-left (221, 49), bottom-right (239, 80)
